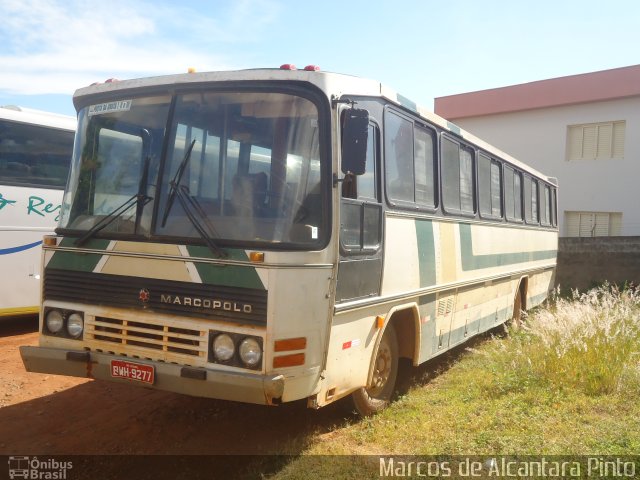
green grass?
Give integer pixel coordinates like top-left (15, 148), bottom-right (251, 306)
top-left (271, 285), bottom-right (640, 479)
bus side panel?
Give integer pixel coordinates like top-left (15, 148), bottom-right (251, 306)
top-left (266, 267), bottom-right (332, 402)
top-left (526, 268), bottom-right (556, 308)
top-left (0, 185), bottom-right (62, 315)
top-left (457, 223), bottom-right (557, 283)
top-left (319, 309), bottom-right (380, 405)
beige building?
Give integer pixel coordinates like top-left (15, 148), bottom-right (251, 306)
top-left (434, 65), bottom-right (640, 237)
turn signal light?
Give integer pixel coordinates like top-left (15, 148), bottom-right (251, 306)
top-left (273, 353), bottom-right (305, 368)
top-left (43, 236), bottom-right (58, 246)
top-left (249, 251), bottom-right (264, 263)
top-left (274, 337), bottom-right (307, 352)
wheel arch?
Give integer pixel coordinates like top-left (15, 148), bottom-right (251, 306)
top-left (370, 304), bottom-right (420, 380)
top-left (517, 275), bottom-right (529, 312)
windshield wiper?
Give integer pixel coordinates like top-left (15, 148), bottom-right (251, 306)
top-left (161, 138), bottom-right (196, 228)
top-left (174, 184), bottom-right (227, 258)
top-left (74, 193), bottom-right (152, 247)
top-left (159, 138), bottom-right (225, 257)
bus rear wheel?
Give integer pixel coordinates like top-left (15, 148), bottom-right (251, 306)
top-left (352, 325), bottom-right (399, 416)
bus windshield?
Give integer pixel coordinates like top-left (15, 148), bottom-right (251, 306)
top-left (60, 90), bottom-right (325, 247)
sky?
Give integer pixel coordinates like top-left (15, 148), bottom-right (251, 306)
top-left (1, 0), bottom-right (639, 118)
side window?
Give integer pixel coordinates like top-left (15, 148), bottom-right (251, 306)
top-left (414, 125), bottom-right (436, 208)
top-left (0, 121), bottom-right (74, 189)
top-left (358, 124), bottom-right (377, 200)
top-left (524, 175), bottom-right (539, 224)
top-left (478, 153), bottom-right (503, 219)
top-left (385, 111), bottom-right (414, 203)
top-left (441, 136), bottom-right (475, 215)
top-left (341, 123), bottom-right (381, 253)
top-left (551, 188), bottom-right (558, 227)
top-left (384, 110), bottom-right (437, 210)
top-left (505, 166), bottom-right (523, 222)
top-left (540, 184), bottom-right (552, 226)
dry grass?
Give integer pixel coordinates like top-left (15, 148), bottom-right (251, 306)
top-left (270, 285), bottom-right (640, 479)
top-left (484, 284), bottom-right (640, 396)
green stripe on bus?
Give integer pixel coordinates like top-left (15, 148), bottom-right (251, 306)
top-left (459, 223), bottom-right (557, 271)
top-left (529, 292), bottom-right (548, 308)
top-left (416, 219), bottom-right (436, 287)
top-left (421, 305), bottom-right (511, 362)
top-left (47, 238), bottom-right (110, 272)
top-left (59, 237), bottom-right (111, 250)
top-left (186, 246), bottom-right (265, 290)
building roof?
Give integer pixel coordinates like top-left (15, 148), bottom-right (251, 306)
top-left (434, 64), bottom-right (640, 120)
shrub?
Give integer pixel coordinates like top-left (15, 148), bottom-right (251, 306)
top-left (480, 285), bottom-right (640, 397)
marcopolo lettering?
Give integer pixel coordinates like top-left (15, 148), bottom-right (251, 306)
top-left (160, 294), bottom-right (252, 314)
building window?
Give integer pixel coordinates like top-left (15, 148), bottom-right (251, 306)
top-left (565, 211), bottom-right (622, 237)
top-left (566, 121), bottom-right (625, 160)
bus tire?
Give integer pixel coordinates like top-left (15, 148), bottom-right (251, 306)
top-left (352, 325), bottom-right (399, 416)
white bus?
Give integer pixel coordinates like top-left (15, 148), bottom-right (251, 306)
top-left (21, 67), bottom-right (557, 414)
top-left (0, 106), bottom-right (75, 317)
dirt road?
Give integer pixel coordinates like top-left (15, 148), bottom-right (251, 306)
top-left (0, 316), bottom-right (355, 478)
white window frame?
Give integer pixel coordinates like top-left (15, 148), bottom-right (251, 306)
top-left (566, 121), bottom-right (625, 161)
top-left (565, 211), bottom-right (622, 237)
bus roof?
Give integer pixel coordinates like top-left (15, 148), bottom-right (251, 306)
top-left (0, 105), bottom-right (76, 131)
top-left (73, 68), bottom-right (555, 185)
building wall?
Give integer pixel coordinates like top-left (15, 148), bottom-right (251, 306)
top-left (446, 96), bottom-right (640, 236)
top-left (557, 237), bottom-right (640, 290)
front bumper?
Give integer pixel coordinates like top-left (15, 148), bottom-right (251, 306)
top-left (20, 346), bottom-right (285, 405)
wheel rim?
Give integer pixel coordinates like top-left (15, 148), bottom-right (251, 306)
top-left (367, 335), bottom-right (393, 397)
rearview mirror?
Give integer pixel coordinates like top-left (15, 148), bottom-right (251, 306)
top-left (341, 108), bottom-right (369, 176)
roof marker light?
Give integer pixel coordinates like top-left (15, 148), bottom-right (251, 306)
top-left (280, 64), bottom-right (297, 70)
top-left (104, 78), bottom-right (119, 83)
top-left (304, 65), bottom-right (320, 71)
top-left (187, 67), bottom-right (196, 73)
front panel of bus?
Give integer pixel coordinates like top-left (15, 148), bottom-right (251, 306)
top-left (21, 83), bottom-right (337, 404)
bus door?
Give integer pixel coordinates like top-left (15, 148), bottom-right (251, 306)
top-left (336, 122), bottom-right (383, 302)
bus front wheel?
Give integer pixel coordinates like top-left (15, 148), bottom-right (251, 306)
top-left (352, 325), bottom-right (399, 416)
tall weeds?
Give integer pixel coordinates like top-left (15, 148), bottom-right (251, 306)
top-left (479, 285), bottom-right (640, 397)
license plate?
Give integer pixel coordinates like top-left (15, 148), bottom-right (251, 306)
top-left (110, 360), bottom-right (155, 384)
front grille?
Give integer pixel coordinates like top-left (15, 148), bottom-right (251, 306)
top-left (44, 268), bottom-right (268, 325)
top-left (87, 316), bottom-right (207, 365)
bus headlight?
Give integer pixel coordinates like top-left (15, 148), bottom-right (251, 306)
top-left (239, 338), bottom-right (262, 368)
top-left (67, 313), bottom-right (84, 338)
top-left (213, 334), bottom-right (235, 362)
top-left (45, 310), bottom-right (64, 334)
